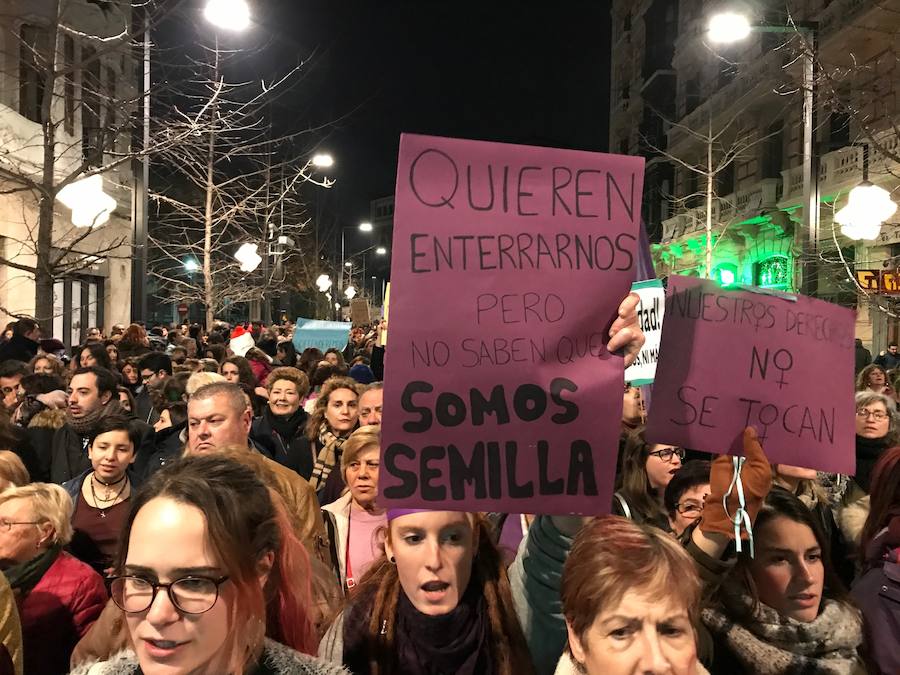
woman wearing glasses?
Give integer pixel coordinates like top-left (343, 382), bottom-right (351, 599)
top-left (613, 426), bottom-right (684, 530)
top-left (0, 483), bottom-right (106, 675)
top-left (72, 454), bottom-right (345, 675)
top-left (663, 460), bottom-right (710, 536)
top-left (836, 391), bottom-right (900, 555)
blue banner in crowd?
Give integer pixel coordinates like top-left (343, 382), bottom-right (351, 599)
top-left (292, 318), bottom-right (349, 352)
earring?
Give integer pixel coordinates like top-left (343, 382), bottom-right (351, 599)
top-left (380, 620), bottom-right (387, 635)
top-left (389, 555), bottom-right (396, 564)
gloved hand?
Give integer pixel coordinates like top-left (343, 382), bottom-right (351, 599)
top-left (700, 426), bottom-right (772, 539)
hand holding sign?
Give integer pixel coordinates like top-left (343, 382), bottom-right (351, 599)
top-left (647, 276), bottom-right (855, 474)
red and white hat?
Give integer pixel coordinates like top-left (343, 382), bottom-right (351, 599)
top-left (229, 324), bottom-right (254, 357)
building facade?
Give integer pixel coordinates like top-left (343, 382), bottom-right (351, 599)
top-left (0, 0), bottom-right (134, 345)
top-left (610, 0), bottom-right (900, 350)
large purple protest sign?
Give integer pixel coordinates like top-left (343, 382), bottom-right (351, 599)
top-left (647, 276), bottom-right (856, 474)
top-left (379, 134), bottom-right (645, 513)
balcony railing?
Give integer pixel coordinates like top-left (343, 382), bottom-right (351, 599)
top-left (661, 178), bottom-right (782, 242)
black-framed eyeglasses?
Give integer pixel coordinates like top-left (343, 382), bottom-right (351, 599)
top-left (108, 575), bottom-right (230, 615)
top-left (648, 447), bottom-right (685, 463)
top-left (856, 408), bottom-right (888, 421)
top-left (675, 501), bottom-right (705, 516)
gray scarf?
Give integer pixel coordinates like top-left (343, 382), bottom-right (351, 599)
top-left (67, 399), bottom-right (122, 436)
top-left (702, 592), bottom-right (863, 675)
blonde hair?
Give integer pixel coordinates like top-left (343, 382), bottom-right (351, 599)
top-left (0, 483), bottom-right (73, 545)
top-left (340, 425), bottom-right (381, 482)
top-left (0, 451), bottom-right (29, 487)
top-left (186, 372), bottom-right (226, 396)
top-left (304, 376), bottom-right (361, 441)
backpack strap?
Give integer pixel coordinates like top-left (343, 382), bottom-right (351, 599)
top-left (614, 492), bottom-right (632, 520)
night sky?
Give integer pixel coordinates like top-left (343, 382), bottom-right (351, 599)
top-left (159, 0), bottom-right (612, 277)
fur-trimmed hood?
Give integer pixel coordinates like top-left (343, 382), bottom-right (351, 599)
top-left (70, 638), bottom-right (349, 674)
top-left (26, 406), bottom-right (67, 430)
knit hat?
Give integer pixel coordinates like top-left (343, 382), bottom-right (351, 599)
top-left (348, 364), bottom-right (375, 385)
top-left (229, 325), bottom-right (254, 357)
top-left (387, 509), bottom-right (430, 522)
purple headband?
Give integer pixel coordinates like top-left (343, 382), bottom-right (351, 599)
top-left (386, 509), bottom-right (430, 522)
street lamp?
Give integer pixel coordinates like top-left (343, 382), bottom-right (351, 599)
top-left (312, 153), bottom-right (334, 168)
top-left (339, 223), bottom-right (374, 292)
top-left (184, 259), bottom-right (200, 273)
top-left (345, 285), bottom-right (357, 300)
top-left (835, 144), bottom-right (898, 240)
top-left (315, 274), bottom-right (332, 293)
top-left (234, 242), bottom-right (262, 272)
top-left (707, 12), bottom-right (819, 295)
top-left (375, 246), bottom-right (388, 256)
top-left (57, 175), bottom-right (117, 228)
top-left (707, 13), bottom-right (752, 43)
top-left (204, 0), bottom-right (251, 31)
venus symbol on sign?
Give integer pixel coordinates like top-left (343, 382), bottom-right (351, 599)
top-left (749, 346), bottom-right (794, 390)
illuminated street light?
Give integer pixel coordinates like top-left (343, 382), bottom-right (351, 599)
top-left (312, 153), bottom-right (334, 168)
top-left (707, 12), bottom-right (752, 43)
top-left (344, 261), bottom-right (353, 268)
top-left (204, 0), bottom-right (250, 31)
top-left (375, 246), bottom-right (388, 255)
top-left (184, 259), bottom-right (200, 273)
top-left (359, 221), bottom-right (373, 232)
top-left (56, 175), bottom-right (117, 228)
top-left (836, 182), bottom-right (898, 240)
top-left (234, 243), bottom-right (262, 272)
top-left (344, 285), bottom-right (357, 300)
top-left (315, 274), bottom-right (332, 292)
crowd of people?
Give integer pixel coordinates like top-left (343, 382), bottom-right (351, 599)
top-left (0, 306), bottom-right (894, 674)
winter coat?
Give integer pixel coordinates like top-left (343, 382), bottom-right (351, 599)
top-left (855, 345), bottom-right (872, 374)
top-left (251, 408), bottom-right (313, 478)
top-left (132, 387), bottom-right (159, 427)
top-left (135, 421), bottom-right (185, 478)
top-left (553, 650), bottom-right (710, 675)
top-left (850, 516), bottom-right (900, 674)
top-left (0, 573), bottom-right (22, 675)
top-left (16, 551), bottom-right (106, 675)
top-left (70, 638), bottom-right (349, 675)
top-left (874, 351), bottom-right (900, 371)
top-left (0, 335), bottom-right (38, 364)
top-left (836, 480), bottom-right (870, 551)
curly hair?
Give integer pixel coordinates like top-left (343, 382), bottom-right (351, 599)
top-left (304, 376), bottom-right (360, 441)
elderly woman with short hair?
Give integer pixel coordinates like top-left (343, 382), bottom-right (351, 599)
top-left (0, 483), bottom-right (106, 675)
top-left (320, 425), bottom-right (385, 593)
top-left (836, 390), bottom-right (900, 551)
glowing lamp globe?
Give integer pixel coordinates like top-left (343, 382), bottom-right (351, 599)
top-left (835, 182), bottom-right (897, 240)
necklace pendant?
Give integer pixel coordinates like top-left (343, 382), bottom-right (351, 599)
top-left (99, 511), bottom-right (106, 518)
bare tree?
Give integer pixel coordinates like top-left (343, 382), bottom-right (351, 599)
top-left (147, 42), bottom-right (331, 329)
top-left (0, 0), bottom-right (196, 332)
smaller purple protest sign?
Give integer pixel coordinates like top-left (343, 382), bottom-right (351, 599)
top-left (647, 276), bottom-right (856, 474)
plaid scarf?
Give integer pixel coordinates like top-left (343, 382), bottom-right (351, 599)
top-left (702, 592), bottom-right (863, 675)
top-left (309, 423), bottom-right (348, 491)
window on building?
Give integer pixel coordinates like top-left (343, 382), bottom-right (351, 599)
top-left (761, 121), bottom-right (784, 179)
top-left (19, 25), bottom-right (49, 123)
top-left (64, 35), bottom-right (76, 135)
top-left (828, 111), bottom-right (851, 151)
top-left (684, 77), bottom-right (700, 116)
top-left (82, 45), bottom-right (102, 167)
top-left (716, 162), bottom-right (735, 197)
top-left (685, 170), bottom-right (701, 209)
top-left (754, 255), bottom-right (792, 289)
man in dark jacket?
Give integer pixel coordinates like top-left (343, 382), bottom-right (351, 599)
top-left (855, 338), bottom-right (872, 374)
top-left (134, 352), bottom-right (171, 426)
top-left (0, 318), bottom-right (40, 364)
top-left (875, 343), bottom-right (900, 371)
top-left (26, 366), bottom-right (154, 483)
